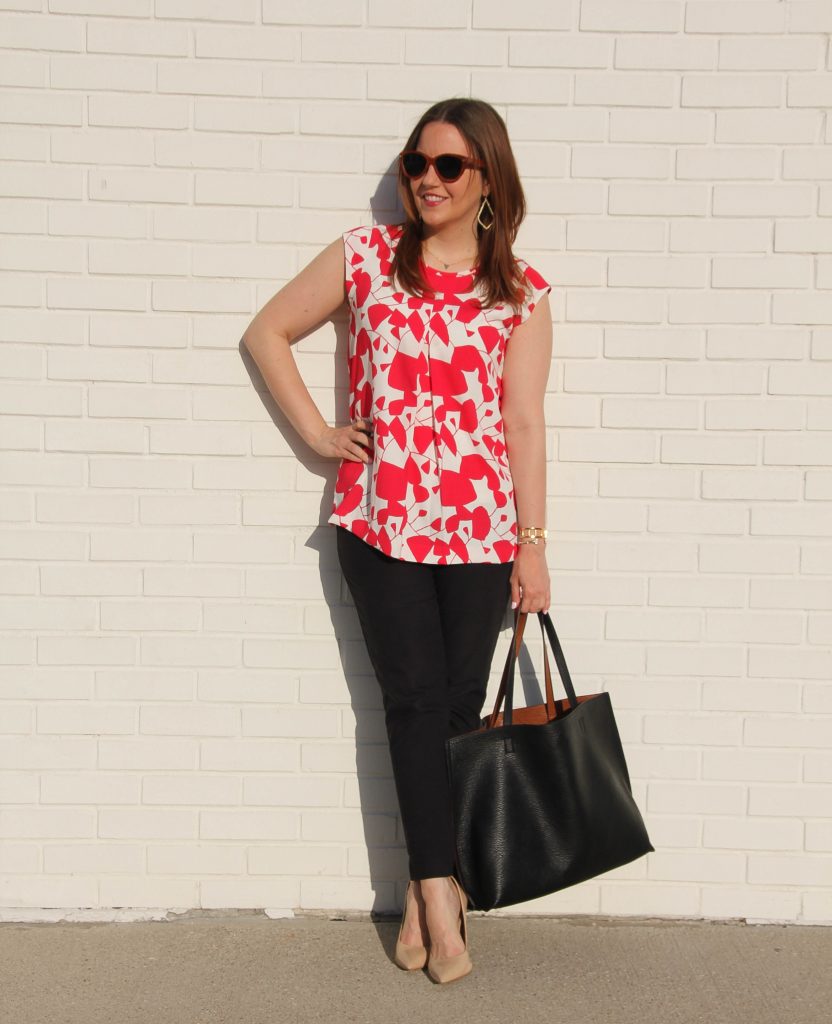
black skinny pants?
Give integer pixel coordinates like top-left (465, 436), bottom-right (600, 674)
top-left (336, 525), bottom-right (513, 880)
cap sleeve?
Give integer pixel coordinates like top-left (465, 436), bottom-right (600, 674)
top-left (516, 260), bottom-right (551, 326)
top-left (342, 224), bottom-right (400, 311)
top-left (341, 225), bottom-right (365, 309)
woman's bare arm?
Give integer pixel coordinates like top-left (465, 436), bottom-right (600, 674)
top-left (500, 293), bottom-right (553, 611)
top-left (242, 237), bottom-right (370, 464)
top-left (501, 294), bottom-right (552, 528)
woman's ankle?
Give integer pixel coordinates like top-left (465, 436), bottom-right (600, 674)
top-left (418, 874), bottom-right (455, 891)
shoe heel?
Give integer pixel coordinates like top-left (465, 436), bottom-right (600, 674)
top-left (426, 876), bottom-right (472, 985)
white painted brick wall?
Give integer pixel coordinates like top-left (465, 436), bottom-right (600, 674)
top-left (1, 1), bottom-right (830, 925)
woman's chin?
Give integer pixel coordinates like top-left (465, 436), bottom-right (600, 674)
top-left (418, 204), bottom-right (448, 224)
top-left (417, 205), bottom-right (471, 233)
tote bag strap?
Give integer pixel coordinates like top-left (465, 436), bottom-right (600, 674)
top-left (486, 610), bottom-right (552, 728)
top-left (487, 611), bottom-right (579, 730)
top-left (539, 612), bottom-right (579, 710)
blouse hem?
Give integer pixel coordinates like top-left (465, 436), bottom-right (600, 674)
top-left (328, 519), bottom-right (517, 566)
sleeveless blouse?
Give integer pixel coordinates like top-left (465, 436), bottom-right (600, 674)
top-left (327, 223), bottom-right (551, 565)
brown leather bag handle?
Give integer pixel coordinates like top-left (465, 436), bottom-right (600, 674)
top-left (485, 609), bottom-right (555, 729)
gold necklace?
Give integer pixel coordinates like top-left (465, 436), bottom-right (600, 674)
top-left (422, 241), bottom-right (478, 271)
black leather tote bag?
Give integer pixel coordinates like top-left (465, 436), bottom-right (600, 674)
top-left (445, 610), bottom-right (654, 911)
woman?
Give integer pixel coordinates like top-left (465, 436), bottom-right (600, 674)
top-left (243, 98), bottom-right (552, 984)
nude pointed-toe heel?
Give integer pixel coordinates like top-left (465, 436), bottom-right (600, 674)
top-left (426, 876), bottom-right (472, 985)
top-left (393, 880), bottom-right (429, 971)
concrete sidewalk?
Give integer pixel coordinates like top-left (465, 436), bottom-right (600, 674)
top-left (1, 912), bottom-right (830, 1024)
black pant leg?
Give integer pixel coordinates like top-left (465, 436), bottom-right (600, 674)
top-left (336, 526), bottom-right (456, 879)
top-left (434, 559), bottom-right (513, 735)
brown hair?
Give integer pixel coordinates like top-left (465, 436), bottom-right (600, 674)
top-left (390, 98), bottom-right (528, 310)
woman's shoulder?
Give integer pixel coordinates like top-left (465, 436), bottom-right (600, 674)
top-left (509, 254), bottom-right (551, 325)
top-left (342, 222), bottom-right (405, 249)
top-left (342, 223), bottom-right (405, 300)
top-left (342, 223), bottom-right (405, 284)
top-left (513, 253), bottom-right (550, 292)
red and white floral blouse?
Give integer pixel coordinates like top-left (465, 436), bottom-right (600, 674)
top-left (328, 223), bottom-right (551, 565)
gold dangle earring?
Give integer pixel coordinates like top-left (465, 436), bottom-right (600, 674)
top-left (477, 194), bottom-right (495, 231)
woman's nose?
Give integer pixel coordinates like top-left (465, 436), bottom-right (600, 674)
top-left (420, 165), bottom-right (442, 189)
